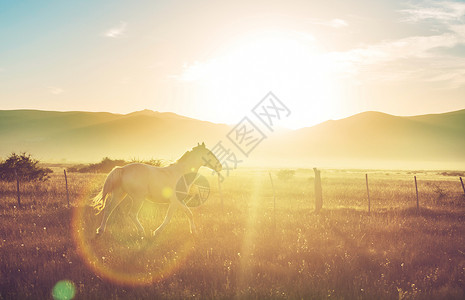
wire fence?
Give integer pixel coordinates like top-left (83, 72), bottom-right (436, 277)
top-left (0, 168), bottom-right (464, 214)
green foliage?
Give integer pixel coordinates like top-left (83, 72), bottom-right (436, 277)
top-left (68, 157), bottom-right (164, 173)
top-left (276, 169), bottom-right (296, 181)
top-left (0, 152), bottom-right (52, 182)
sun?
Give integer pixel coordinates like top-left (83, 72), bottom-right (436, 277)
top-left (176, 30), bottom-right (342, 128)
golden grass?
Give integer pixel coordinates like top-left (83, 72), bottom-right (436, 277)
top-left (1, 168), bottom-right (465, 299)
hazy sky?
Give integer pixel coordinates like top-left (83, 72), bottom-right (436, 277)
top-left (1, 0), bottom-right (464, 128)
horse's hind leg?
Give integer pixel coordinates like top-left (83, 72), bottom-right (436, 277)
top-left (96, 189), bottom-right (126, 235)
top-left (128, 196), bottom-right (145, 236)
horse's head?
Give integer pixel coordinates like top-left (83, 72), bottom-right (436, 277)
top-left (192, 142), bottom-right (222, 172)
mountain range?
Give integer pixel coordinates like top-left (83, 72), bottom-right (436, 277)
top-left (0, 108), bottom-right (464, 169)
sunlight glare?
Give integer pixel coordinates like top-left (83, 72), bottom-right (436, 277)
top-left (177, 30), bottom-right (342, 128)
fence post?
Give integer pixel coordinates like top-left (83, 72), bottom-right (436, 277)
top-left (313, 168), bottom-right (322, 213)
top-left (414, 176), bottom-right (419, 211)
top-left (366, 173), bottom-right (371, 214)
top-left (14, 169), bottom-right (21, 208)
top-left (460, 177), bottom-right (465, 195)
top-left (64, 169), bottom-right (70, 208)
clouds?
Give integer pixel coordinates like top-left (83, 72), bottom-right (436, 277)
top-left (49, 87), bottom-right (64, 95)
top-left (170, 2), bottom-right (465, 101)
top-left (329, 31), bottom-right (459, 66)
top-left (308, 18), bottom-right (349, 28)
top-left (400, 1), bottom-right (465, 23)
top-left (322, 1), bottom-right (465, 87)
top-left (328, 19), bottom-right (349, 28)
top-left (170, 31), bottom-right (323, 84)
top-left (104, 22), bottom-right (128, 38)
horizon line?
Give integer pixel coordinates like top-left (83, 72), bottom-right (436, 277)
top-left (1, 106), bottom-right (464, 130)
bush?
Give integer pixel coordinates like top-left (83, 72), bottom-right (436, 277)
top-left (0, 152), bottom-right (52, 182)
top-left (68, 157), bottom-right (164, 173)
top-left (276, 169), bottom-right (296, 181)
top-left (439, 171), bottom-right (465, 177)
top-left (129, 158), bottom-right (164, 167)
top-left (75, 157), bottom-right (126, 173)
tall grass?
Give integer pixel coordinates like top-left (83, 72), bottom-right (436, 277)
top-left (1, 168), bottom-right (464, 299)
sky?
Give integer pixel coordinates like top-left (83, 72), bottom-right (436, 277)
top-left (1, 0), bottom-right (464, 129)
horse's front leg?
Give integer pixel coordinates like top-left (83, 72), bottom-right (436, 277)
top-left (152, 202), bottom-right (177, 237)
top-left (178, 202), bottom-right (196, 234)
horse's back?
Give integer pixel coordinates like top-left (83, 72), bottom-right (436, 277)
top-left (121, 162), bottom-right (153, 171)
top-left (121, 163), bottom-right (170, 179)
top-left (119, 163), bottom-right (176, 201)
top-left (118, 163), bottom-right (151, 194)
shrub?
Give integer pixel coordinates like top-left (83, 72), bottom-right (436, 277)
top-left (75, 157), bottom-right (126, 173)
top-left (0, 152), bottom-right (52, 182)
top-left (129, 158), bottom-right (163, 167)
top-left (68, 157), bottom-right (164, 173)
top-left (276, 169), bottom-right (296, 181)
top-left (439, 171), bottom-right (465, 177)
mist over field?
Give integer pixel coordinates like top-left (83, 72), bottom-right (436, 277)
top-left (1, 108), bottom-right (464, 169)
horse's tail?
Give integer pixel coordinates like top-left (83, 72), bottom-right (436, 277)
top-left (91, 167), bottom-right (123, 214)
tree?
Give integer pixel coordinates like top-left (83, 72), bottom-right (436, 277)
top-left (0, 152), bottom-right (52, 182)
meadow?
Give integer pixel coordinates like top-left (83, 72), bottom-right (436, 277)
top-left (1, 168), bottom-right (465, 299)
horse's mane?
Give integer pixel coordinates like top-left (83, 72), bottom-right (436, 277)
top-left (171, 150), bottom-right (193, 166)
top-left (171, 146), bottom-right (204, 166)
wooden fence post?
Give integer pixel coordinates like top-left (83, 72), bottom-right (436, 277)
top-left (460, 177), bottom-right (465, 195)
top-left (366, 173), bottom-right (371, 214)
top-left (14, 169), bottom-right (21, 208)
top-left (64, 169), bottom-right (70, 208)
top-left (313, 168), bottom-right (322, 213)
top-left (414, 176), bottom-right (419, 211)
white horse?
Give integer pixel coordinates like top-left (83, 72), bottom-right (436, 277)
top-left (92, 142), bottom-right (222, 237)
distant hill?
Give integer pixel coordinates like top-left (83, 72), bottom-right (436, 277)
top-left (259, 109), bottom-right (465, 169)
top-left (0, 109), bottom-right (229, 162)
top-left (0, 108), bottom-right (464, 169)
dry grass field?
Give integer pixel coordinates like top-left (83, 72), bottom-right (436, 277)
top-left (1, 168), bottom-right (465, 299)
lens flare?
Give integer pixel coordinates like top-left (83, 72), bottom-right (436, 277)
top-left (52, 280), bottom-right (75, 300)
top-left (71, 193), bottom-right (194, 286)
top-left (162, 186), bottom-right (174, 199)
